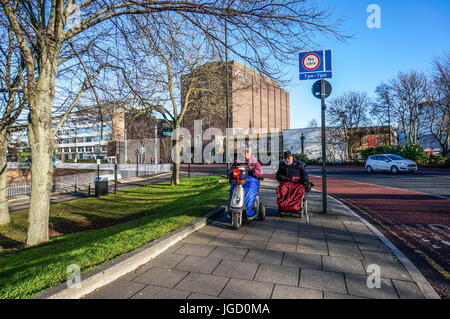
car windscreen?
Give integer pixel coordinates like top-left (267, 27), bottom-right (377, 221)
top-left (386, 155), bottom-right (404, 161)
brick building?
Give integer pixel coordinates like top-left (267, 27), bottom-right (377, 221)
top-left (183, 60), bottom-right (290, 135)
top-left (182, 61), bottom-right (289, 162)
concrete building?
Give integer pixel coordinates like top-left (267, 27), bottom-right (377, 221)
top-left (54, 111), bottom-right (112, 161)
top-left (283, 126), bottom-right (398, 162)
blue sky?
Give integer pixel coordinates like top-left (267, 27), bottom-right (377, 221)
top-left (285, 0), bottom-right (450, 129)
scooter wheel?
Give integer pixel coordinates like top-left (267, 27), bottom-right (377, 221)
top-left (259, 203), bottom-right (266, 221)
top-left (233, 212), bottom-right (241, 230)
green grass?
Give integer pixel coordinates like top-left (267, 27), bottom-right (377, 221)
top-left (0, 176), bottom-right (228, 299)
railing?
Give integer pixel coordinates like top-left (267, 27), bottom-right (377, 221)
top-left (53, 163), bottom-right (171, 173)
top-left (6, 163), bottom-right (171, 197)
top-left (7, 181), bottom-right (31, 197)
top-left (6, 162), bottom-right (31, 169)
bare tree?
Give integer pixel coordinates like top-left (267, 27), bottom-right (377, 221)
top-left (308, 118), bottom-right (319, 128)
top-left (327, 91), bottom-right (371, 160)
top-left (425, 53), bottom-right (450, 156)
top-left (0, 17), bottom-right (27, 225)
top-left (392, 71), bottom-right (429, 144)
top-left (105, 14), bottom-right (232, 185)
top-left (0, 1), bottom-right (346, 246)
top-left (372, 82), bottom-right (393, 144)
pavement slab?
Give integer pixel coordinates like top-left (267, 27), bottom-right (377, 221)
top-left (174, 255), bottom-right (222, 275)
top-left (392, 280), bottom-right (425, 299)
top-left (212, 259), bottom-right (259, 280)
top-left (133, 267), bottom-right (189, 288)
top-left (299, 269), bottom-right (347, 294)
top-left (254, 264), bottom-right (299, 286)
top-left (282, 252), bottom-right (322, 270)
top-left (345, 273), bottom-right (399, 299)
top-left (85, 279), bottom-right (146, 299)
top-left (322, 255), bottom-right (366, 275)
top-left (219, 278), bottom-right (274, 299)
top-left (174, 273), bottom-right (230, 296)
top-left (208, 246), bottom-right (248, 261)
top-left (173, 243), bottom-right (217, 257)
top-left (132, 285), bottom-right (190, 299)
top-left (83, 180), bottom-right (436, 299)
top-left (243, 249), bottom-right (284, 266)
top-left (272, 285), bottom-right (322, 299)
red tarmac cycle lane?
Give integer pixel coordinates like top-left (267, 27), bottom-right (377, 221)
top-left (309, 176), bottom-right (450, 298)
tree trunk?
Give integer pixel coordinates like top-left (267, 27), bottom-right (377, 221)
top-left (25, 51), bottom-right (59, 246)
top-left (0, 130), bottom-right (10, 226)
top-left (171, 141), bottom-right (181, 185)
top-left (25, 117), bottom-right (54, 247)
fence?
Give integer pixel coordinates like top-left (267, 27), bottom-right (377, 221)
top-left (6, 163), bottom-right (171, 197)
top-left (7, 181), bottom-right (31, 197)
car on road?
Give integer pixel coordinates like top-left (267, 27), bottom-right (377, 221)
top-left (365, 154), bottom-right (418, 174)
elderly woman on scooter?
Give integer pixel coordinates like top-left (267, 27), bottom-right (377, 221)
top-left (229, 146), bottom-right (262, 218)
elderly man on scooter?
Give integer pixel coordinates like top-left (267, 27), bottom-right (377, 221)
top-left (228, 145), bottom-right (262, 218)
top-left (276, 151), bottom-right (312, 212)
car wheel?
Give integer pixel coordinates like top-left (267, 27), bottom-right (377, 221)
top-left (367, 166), bottom-right (373, 173)
top-left (391, 166), bottom-right (399, 174)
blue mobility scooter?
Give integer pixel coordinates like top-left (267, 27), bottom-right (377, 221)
top-left (226, 163), bottom-right (265, 230)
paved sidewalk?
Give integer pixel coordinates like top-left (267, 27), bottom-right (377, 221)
top-left (84, 179), bottom-right (434, 299)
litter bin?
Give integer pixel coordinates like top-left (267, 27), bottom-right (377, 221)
top-left (95, 180), bottom-right (109, 197)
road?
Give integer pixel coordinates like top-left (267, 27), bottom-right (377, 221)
top-left (307, 167), bottom-right (450, 199)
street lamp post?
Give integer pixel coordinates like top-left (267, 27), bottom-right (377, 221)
top-left (225, 17), bottom-right (230, 173)
top-left (301, 133), bottom-right (305, 155)
top-left (135, 150), bottom-right (139, 177)
top-left (154, 124), bottom-right (158, 165)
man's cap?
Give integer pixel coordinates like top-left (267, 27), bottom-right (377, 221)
top-left (283, 151), bottom-right (293, 158)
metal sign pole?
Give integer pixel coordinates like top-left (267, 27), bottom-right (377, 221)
top-left (321, 79), bottom-right (327, 214)
top-left (299, 49), bottom-right (332, 215)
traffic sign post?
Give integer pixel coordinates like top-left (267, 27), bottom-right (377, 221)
top-left (320, 79), bottom-right (327, 215)
top-left (299, 50), bottom-right (333, 214)
top-left (299, 50), bottom-right (332, 80)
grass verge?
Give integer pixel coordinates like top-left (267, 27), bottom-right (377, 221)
top-left (0, 175), bottom-right (228, 299)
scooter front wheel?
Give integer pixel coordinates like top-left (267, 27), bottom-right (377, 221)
top-left (232, 211), bottom-right (241, 230)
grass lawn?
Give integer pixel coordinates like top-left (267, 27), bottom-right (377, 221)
top-left (0, 175), bottom-right (229, 299)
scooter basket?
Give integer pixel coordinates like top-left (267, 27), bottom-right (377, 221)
top-left (229, 165), bottom-right (248, 185)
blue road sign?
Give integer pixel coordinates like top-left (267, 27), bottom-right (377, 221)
top-left (299, 49), bottom-right (332, 80)
top-left (140, 146), bottom-right (146, 153)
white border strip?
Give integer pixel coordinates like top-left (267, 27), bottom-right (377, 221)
top-left (328, 194), bottom-right (441, 299)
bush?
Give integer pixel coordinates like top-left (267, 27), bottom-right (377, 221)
top-left (360, 143), bottom-right (449, 166)
top-left (429, 154), bottom-right (448, 166)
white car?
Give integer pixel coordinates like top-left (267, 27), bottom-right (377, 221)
top-left (365, 154), bottom-right (418, 174)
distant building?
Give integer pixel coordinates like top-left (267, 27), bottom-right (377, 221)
top-left (283, 126), bottom-right (398, 162)
top-left (53, 110), bottom-right (112, 161)
top-left (7, 106), bottom-right (173, 164)
top-left (183, 60), bottom-right (289, 134)
top-left (182, 60), bottom-right (290, 162)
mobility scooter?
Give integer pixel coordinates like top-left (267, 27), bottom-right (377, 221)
top-left (226, 163), bottom-right (265, 230)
